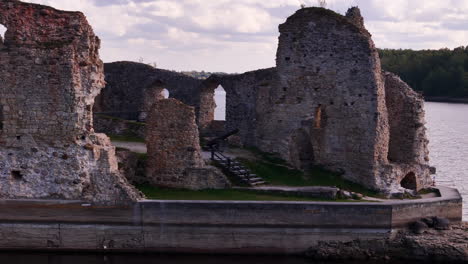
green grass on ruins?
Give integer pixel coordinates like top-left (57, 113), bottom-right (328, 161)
top-left (238, 147), bottom-right (382, 198)
top-left (136, 184), bottom-right (361, 202)
top-left (135, 147), bottom-right (383, 201)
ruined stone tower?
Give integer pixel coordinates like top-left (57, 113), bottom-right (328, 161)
top-left (198, 7), bottom-right (433, 193)
top-left (255, 7), bottom-right (432, 192)
top-left (0, 0), bottom-right (142, 204)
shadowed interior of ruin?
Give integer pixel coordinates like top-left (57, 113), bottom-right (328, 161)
top-left (401, 172), bottom-right (417, 190)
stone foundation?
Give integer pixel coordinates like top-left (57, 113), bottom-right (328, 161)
top-left (0, 186), bottom-right (460, 257)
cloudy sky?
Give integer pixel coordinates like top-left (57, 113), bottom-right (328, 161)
top-left (15, 0), bottom-right (468, 73)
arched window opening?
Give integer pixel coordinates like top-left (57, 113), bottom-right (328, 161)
top-left (401, 172), bottom-right (417, 190)
top-left (0, 24), bottom-right (6, 39)
top-left (214, 85), bottom-right (226, 121)
top-left (0, 24), bottom-right (6, 44)
top-left (314, 105), bottom-right (325, 128)
top-left (161, 88), bottom-right (169, 99)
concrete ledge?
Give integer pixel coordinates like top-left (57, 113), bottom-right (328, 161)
top-left (0, 186), bottom-right (461, 253)
top-left (233, 186), bottom-right (339, 199)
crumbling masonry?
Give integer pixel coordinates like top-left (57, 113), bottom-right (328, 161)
top-left (146, 98), bottom-right (230, 189)
top-left (0, 0), bottom-right (142, 204)
top-left (95, 7), bottom-right (433, 193)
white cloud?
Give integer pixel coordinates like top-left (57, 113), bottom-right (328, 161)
top-left (190, 4), bottom-right (273, 33)
top-left (20, 0), bottom-right (468, 72)
top-left (142, 1), bottom-right (185, 18)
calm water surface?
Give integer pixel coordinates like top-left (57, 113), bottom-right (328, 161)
top-left (0, 253), bottom-right (436, 264)
top-left (425, 102), bottom-right (468, 221)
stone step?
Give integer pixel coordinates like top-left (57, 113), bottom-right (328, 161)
top-left (250, 181), bottom-right (266, 186)
top-left (248, 177), bottom-right (263, 182)
top-left (233, 173), bottom-right (250, 178)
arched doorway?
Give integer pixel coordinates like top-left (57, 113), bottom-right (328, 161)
top-left (291, 129), bottom-right (314, 170)
top-left (138, 85), bottom-right (169, 122)
top-left (160, 88), bottom-right (169, 99)
top-left (401, 172), bottom-right (417, 190)
top-left (198, 81), bottom-right (218, 129)
top-left (0, 24), bottom-right (6, 41)
top-left (214, 85), bottom-right (226, 121)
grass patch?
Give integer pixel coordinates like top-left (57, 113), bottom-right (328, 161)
top-left (246, 147), bottom-right (289, 166)
top-left (109, 135), bottom-right (145, 143)
top-left (95, 114), bottom-right (146, 126)
top-left (418, 188), bottom-right (440, 196)
top-left (136, 184), bottom-right (360, 202)
top-left (237, 149), bottom-right (382, 198)
top-left (238, 158), bottom-right (305, 186)
top-left (136, 152), bottom-right (148, 161)
top-left (115, 147), bottom-right (130, 152)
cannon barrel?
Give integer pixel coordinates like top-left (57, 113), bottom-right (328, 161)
top-left (206, 129), bottom-right (239, 147)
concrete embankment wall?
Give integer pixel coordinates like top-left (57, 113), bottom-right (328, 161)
top-left (0, 186), bottom-right (461, 254)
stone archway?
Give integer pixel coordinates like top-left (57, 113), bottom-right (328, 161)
top-left (214, 85), bottom-right (226, 121)
top-left (401, 172), bottom-right (417, 190)
top-left (0, 24), bottom-right (6, 43)
top-left (138, 81), bottom-right (168, 122)
top-left (198, 81), bottom-right (218, 129)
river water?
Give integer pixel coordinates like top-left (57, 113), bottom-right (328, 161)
top-left (425, 102), bottom-right (468, 221)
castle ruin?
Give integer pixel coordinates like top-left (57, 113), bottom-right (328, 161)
top-left (0, 0), bottom-right (142, 204)
top-left (96, 7), bottom-right (433, 194)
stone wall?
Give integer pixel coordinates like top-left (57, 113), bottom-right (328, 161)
top-left (257, 7), bottom-right (389, 190)
top-left (383, 71), bottom-right (432, 190)
top-left (200, 7), bottom-right (432, 193)
top-left (0, 186), bottom-right (460, 256)
top-left (94, 61), bottom-right (203, 121)
top-left (199, 68), bottom-right (277, 146)
top-left (89, 6), bottom-right (433, 193)
top-left (0, 0), bottom-right (142, 204)
top-left (146, 98), bottom-right (229, 189)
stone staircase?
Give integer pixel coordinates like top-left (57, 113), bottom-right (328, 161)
top-left (211, 151), bottom-right (266, 186)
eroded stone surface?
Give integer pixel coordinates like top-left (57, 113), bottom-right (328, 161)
top-left (201, 7), bottom-right (432, 193)
top-left (92, 7), bottom-right (433, 194)
top-left (94, 61), bottom-right (203, 121)
top-left (306, 223), bottom-right (468, 262)
top-left (146, 99), bottom-right (230, 189)
top-left (0, 0), bottom-right (142, 204)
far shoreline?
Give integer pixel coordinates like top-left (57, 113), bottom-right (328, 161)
top-left (425, 96), bottom-right (468, 104)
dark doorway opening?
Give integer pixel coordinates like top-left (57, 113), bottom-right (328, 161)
top-left (401, 172), bottom-right (417, 190)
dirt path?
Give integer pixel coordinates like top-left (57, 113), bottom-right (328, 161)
top-left (112, 141), bottom-right (147, 154)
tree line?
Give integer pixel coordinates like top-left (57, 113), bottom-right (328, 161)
top-left (379, 47), bottom-right (468, 98)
